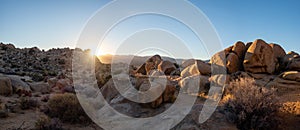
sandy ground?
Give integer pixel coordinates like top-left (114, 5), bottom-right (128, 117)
top-left (0, 89), bottom-right (299, 130)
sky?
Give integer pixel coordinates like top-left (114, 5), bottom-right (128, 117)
top-left (1, 0), bottom-right (300, 59)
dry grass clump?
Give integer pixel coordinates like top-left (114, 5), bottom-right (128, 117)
top-left (47, 93), bottom-right (90, 123)
top-left (223, 77), bottom-right (280, 130)
top-left (35, 115), bottom-right (63, 130)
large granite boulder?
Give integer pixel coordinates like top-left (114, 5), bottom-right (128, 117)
top-left (270, 43), bottom-right (286, 59)
top-left (210, 51), bottom-right (227, 75)
top-left (29, 82), bottom-right (51, 94)
top-left (209, 74), bottom-right (230, 87)
top-left (181, 60), bottom-right (211, 78)
top-left (179, 74), bottom-right (210, 94)
top-left (7, 75), bottom-right (32, 96)
top-left (232, 41), bottom-right (246, 59)
top-left (180, 64), bottom-right (199, 78)
top-left (181, 59), bottom-right (196, 69)
top-left (157, 60), bottom-right (176, 75)
top-left (244, 39), bottom-right (276, 74)
top-left (281, 51), bottom-right (300, 71)
top-left (226, 53), bottom-right (240, 74)
top-left (195, 60), bottom-right (211, 75)
top-left (287, 56), bottom-right (300, 71)
top-left (139, 78), bottom-right (176, 108)
top-left (0, 76), bottom-right (13, 96)
top-left (270, 43), bottom-right (286, 72)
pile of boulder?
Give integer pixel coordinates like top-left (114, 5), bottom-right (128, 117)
top-left (0, 39), bottom-right (299, 129)
top-left (101, 39), bottom-right (300, 109)
top-left (1, 39), bottom-right (300, 108)
top-left (0, 43), bottom-right (84, 82)
top-left (135, 54), bottom-right (179, 76)
top-left (222, 39), bottom-right (300, 94)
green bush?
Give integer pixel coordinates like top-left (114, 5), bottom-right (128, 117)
top-left (223, 77), bottom-right (280, 130)
top-left (47, 93), bottom-right (90, 123)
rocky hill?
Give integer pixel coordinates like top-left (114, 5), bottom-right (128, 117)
top-left (0, 43), bottom-right (81, 81)
top-left (98, 54), bottom-right (185, 66)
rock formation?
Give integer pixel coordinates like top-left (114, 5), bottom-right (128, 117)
top-left (243, 39), bottom-right (276, 74)
top-left (0, 39), bottom-right (299, 129)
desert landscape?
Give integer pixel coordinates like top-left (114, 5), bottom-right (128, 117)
top-left (1, 0), bottom-right (300, 129)
top-left (0, 39), bottom-right (299, 130)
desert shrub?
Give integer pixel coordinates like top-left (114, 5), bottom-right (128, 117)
top-left (31, 73), bottom-right (45, 82)
top-left (47, 93), bottom-right (90, 123)
top-left (223, 77), bottom-right (280, 130)
top-left (20, 97), bottom-right (39, 110)
top-left (35, 115), bottom-right (63, 130)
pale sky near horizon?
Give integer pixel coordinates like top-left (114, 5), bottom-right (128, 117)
top-left (1, 0), bottom-right (300, 59)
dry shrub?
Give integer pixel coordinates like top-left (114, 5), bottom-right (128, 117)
top-left (35, 115), bottom-right (63, 130)
top-left (47, 93), bottom-right (90, 123)
top-left (223, 77), bottom-right (280, 130)
top-left (20, 97), bottom-right (39, 110)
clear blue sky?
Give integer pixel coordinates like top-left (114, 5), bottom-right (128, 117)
top-left (1, 0), bottom-right (299, 59)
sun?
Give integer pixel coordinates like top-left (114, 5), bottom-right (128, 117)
top-left (90, 44), bottom-right (114, 56)
top-left (95, 48), bottom-right (111, 56)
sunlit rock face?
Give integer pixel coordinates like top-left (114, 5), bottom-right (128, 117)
top-left (243, 39), bottom-right (276, 74)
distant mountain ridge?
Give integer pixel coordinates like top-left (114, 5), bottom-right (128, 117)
top-left (98, 54), bottom-right (187, 66)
